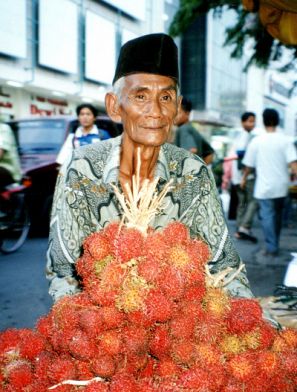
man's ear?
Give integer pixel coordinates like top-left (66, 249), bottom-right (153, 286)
top-left (105, 92), bottom-right (122, 123)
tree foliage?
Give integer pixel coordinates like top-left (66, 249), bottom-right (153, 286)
top-left (169, 0), bottom-right (297, 70)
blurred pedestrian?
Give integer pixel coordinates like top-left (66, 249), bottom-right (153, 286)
top-left (0, 122), bottom-right (22, 217)
top-left (56, 103), bottom-right (110, 165)
top-left (242, 108), bottom-right (297, 256)
top-left (174, 98), bottom-right (214, 165)
top-left (230, 112), bottom-right (258, 242)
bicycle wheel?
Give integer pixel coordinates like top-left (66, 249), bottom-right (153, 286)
top-left (0, 200), bottom-right (31, 254)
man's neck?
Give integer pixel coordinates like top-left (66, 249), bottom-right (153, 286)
top-left (119, 133), bottom-right (160, 192)
top-left (265, 126), bottom-right (276, 133)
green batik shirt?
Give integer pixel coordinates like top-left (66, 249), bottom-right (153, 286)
top-left (47, 135), bottom-right (253, 302)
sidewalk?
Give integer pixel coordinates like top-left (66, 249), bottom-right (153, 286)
top-left (226, 217), bottom-right (297, 297)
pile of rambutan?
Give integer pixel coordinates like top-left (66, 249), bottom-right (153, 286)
top-left (1, 221), bottom-right (297, 391)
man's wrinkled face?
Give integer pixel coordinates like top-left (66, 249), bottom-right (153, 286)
top-left (242, 115), bottom-right (256, 132)
top-left (118, 74), bottom-right (180, 147)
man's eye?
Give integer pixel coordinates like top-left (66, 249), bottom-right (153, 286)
top-left (161, 95), bottom-right (171, 101)
top-left (135, 94), bottom-right (145, 100)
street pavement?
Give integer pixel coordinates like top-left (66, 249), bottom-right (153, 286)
top-left (0, 214), bottom-right (296, 331)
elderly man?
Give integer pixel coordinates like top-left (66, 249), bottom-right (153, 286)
top-left (47, 33), bottom-right (252, 302)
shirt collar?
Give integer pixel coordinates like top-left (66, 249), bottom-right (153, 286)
top-left (102, 135), bottom-right (170, 184)
top-left (75, 125), bottom-right (99, 138)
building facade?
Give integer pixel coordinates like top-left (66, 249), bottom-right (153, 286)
top-left (0, 0), bottom-right (178, 120)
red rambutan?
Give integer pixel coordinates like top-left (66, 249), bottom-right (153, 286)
top-left (18, 331), bottom-right (46, 360)
top-left (156, 265), bottom-right (185, 300)
top-left (179, 367), bottom-right (212, 391)
top-left (91, 354), bottom-right (116, 377)
top-left (149, 325), bottom-right (171, 359)
top-left (182, 284), bottom-right (206, 303)
top-left (0, 328), bottom-right (23, 354)
top-left (98, 329), bottom-right (122, 356)
top-left (109, 373), bottom-right (140, 392)
top-left (47, 356), bottom-right (76, 383)
top-left (257, 351), bottom-right (279, 377)
top-left (74, 359), bottom-right (94, 380)
top-left (227, 353), bottom-right (254, 382)
top-left (280, 328), bottom-right (297, 349)
top-left (68, 330), bottom-right (98, 360)
top-left (83, 231), bottom-right (112, 260)
top-left (122, 325), bottom-right (149, 354)
top-left (226, 298), bottom-right (262, 334)
top-left (99, 305), bottom-right (126, 329)
top-left (155, 357), bottom-right (181, 378)
top-left (114, 227), bottom-right (144, 263)
top-left (78, 307), bottom-right (105, 338)
top-left (6, 361), bottom-right (34, 390)
top-left (137, 257), bottom-right (162, 283)
top-left (187, 238), bottom-right (211, 266)
top-left (171, 340), bottom-right (197, 366)
top-left (162, 221), bottom-right (189, 246)
top-left (84, 380), bottom-right (110, 392)
top-left (169, 314), bottom-right (195, 340)
top-left (144, 230), bottom-right (169, 264)
top-left (281, 352), bottom-right (297, 375)
top-left (144, 289), bottom-right (173, 323)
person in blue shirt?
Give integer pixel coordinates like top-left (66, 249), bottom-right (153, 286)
top-left (56, 103), bottom-right (110, 165)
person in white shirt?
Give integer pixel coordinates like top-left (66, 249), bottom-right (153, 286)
top-left (56, 103), bottom-right (110, 166)
top-left (242, 108), bottom-right (297, 256)
top-left (231, 112), bottom-right (258, 242)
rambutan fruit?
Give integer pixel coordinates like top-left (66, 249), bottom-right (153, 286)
top-left (51, 297), bottom-right (80, 331)
top-left (138, 356), bottom-right (156, 379)
top-left (149, 325), bottom-right (171, 359)
top-left (144, 230), bottom-right (169, 264)
top-left (202, 287), bottom-right (230, 318)
top-left (35, 315), bottom-right (53, 340)
top-left (227, 353), bottom-right (254, 382)
top-left (155, 357), bottom-right (181, 378)
top-left (144, 289), bottom-right (173, 323)
top-left (83, 231), bottom-right (112, 260)
top-left (171, 340), bottom-right (197, 366)
top-left (0, 328), bottom-right (23, 353)
top-left (281, 352), bottom-right (297, 375)
top-left (165, 245), bottom-right (191, 270)
top-left (162, 221), bottom-right (189, 246)
top-left (272, 335), bottom-right (290, 353)
top-left (86, 281), bottom-right (117, 307)
top-left (195, 343), bottom-right (222, 366)
top-left (187, 238), bottom-right (211, 266)
top-left (126, 310), bottom-right (152, 328)
top-left (179, 367), bottom-right (212, 391)
top-left (257, 351), bottom-right (279, 377)
top-left (258, 321), bottom-right (277, 349)
top-left (169, 314), bottom-right (195, 340)
top-left (194, 313), bottom-right (226, 344)
top-left (225, 298), bottom-right (263, 334)
top-left (137, 257), bottom-right (162, 283)
top-left (78, 307), bottom-right (105, 338)
top-left (47, 356), bottom-right (76, 383)
top-left (220, 334), bottom-right (246, 355)
top-left (18, 331), bottom-right (46, 360)
top-left (119, 353), bottom-right (148, 375)
top-left (98, 329), bottom-right (122, 356)
top-left (99, 259), bottom-right (127, 289)
top-left (74, 359), bottom-right (94, 380)
top-left (114, 227), bottom-right (144, 263)
top-left (34, 351), bottom-right (55, 383)
top-left (268, 376), bottom-right (295, 392)
top-left (6, 361), bottom-right (34, 390)
top-left (91, 354), bottom-right (116, 378)
top-left (99, 305), bottom-right (126, 329)
top-left (122, 325), bottom-right (149, 354)
top-left (109, 373), bottom-right (140, 392)
top-left (221, 380), bottom-right (245, 392)
top-left (84, 380), bottom-right (110, 392)
top-left (68, 330), bottom-right (98, 360)
top-left (280, 328), bottom-right (297, 348)
top-left (50, 328), bottom-right (75, 353)
top-left (182, 284), bottom-right (206, 303)
top-left (156, 265), bottom-right (185, 300)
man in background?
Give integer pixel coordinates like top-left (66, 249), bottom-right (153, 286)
top-left (174, 97), bottom-right (214, 165)
top-left (231, 112), bottom-right (258, 242)
top-left (242, 108), bottom-right (297, 256)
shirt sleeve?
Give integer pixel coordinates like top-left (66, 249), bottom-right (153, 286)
top-left (56, 134), bottom-right (74, 166)
top-left (46, 154), bottom-right (97, 301)
top-left (179, 164), bottom-right (253, 298)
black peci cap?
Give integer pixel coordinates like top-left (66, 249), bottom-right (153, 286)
top-left (112, 33), bottom-right (179, 85)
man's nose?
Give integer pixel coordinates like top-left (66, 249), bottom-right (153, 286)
top-left (146, 99), bottom-right (162, 117)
